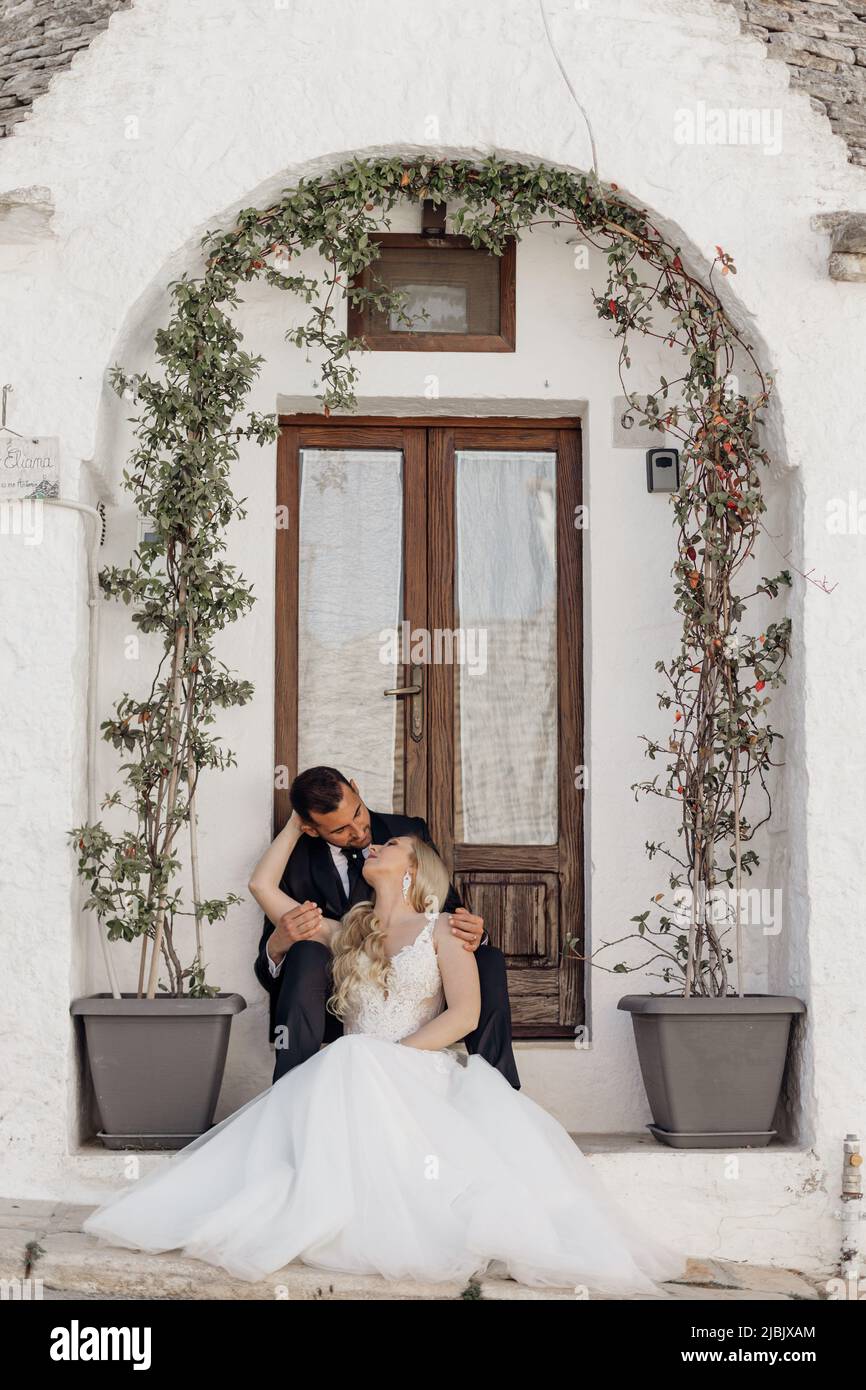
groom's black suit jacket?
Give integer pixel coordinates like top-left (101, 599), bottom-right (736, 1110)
top-left (254, 811), bottom-right (462, 1044)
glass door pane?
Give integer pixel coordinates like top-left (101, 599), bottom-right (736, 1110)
top-left (297, 448), bottom-right (404, 812)
top-left (453, 450), bottom-right (558, 844)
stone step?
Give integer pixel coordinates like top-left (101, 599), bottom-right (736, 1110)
top-left (0, 1229), bottom-right (643, 1301)
top-left (0, 1201), bottom-right (826, 1302)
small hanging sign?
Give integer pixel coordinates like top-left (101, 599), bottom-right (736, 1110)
top-left (0, 430), bottom-right (60, 500)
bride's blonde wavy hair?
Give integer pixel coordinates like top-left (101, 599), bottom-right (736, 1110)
top-left (327, 836), bottom-right (451, 1021)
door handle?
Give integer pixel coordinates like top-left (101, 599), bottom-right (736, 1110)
top-left (383, 663), bottom-right (424, 742)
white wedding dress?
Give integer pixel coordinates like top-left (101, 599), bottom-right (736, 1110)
top-left (83, 916), bottom-right (686, 1296)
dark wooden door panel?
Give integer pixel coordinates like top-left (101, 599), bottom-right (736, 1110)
top-left (455, 869), bottom-right (569, 1036)
top-left (504, 971), bottom-right (563, 1034)
top-left (455, 872), bottom-right (558, 962)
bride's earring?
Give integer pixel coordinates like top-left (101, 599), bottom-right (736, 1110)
top-left (402, 871), bottom-right (412, 902)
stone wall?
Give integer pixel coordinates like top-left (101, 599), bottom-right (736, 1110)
top-left (728, 0), bottom-right (866, 166)
top-left (0, 0), bottom-right (131, 137)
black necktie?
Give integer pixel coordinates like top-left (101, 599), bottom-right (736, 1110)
top-left (341, 846), bottom-right (365, 898)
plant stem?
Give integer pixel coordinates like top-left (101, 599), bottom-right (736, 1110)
top-left (145, 551), bottom-right (188, 999)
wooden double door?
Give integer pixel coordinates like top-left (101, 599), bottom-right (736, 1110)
top-left (275, 416), bottom-right (583, 1037)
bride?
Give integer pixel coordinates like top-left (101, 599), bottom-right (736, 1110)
top-left (82, 817), bottom-right (687, 1296)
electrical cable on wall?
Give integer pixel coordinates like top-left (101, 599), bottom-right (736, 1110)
top-left (538, 0), bottom-right (600, 176)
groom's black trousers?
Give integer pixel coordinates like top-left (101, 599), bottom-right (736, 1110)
top-left (272, 940), bottom-right (521, 1090)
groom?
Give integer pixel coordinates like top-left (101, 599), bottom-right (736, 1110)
top-left (254, 765), bottom-right (521, 1090)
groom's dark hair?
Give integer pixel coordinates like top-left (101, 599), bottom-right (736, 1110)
top-left (290, 765), bottom-right (353, 822)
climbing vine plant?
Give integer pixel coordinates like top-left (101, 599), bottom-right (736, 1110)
top-left (71, 154), bottom-right (790, 999)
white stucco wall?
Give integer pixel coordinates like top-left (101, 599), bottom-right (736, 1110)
top-left (0, 0), bottom-right (864, 1277)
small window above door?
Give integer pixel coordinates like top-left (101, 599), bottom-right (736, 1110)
top-left (347, 233), bottom-right (516, 352)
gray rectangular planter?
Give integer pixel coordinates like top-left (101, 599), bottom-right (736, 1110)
top-left (618, 994), bottom-right (805, 1148)
top-left (70, 993), bottom-right (246, 1150)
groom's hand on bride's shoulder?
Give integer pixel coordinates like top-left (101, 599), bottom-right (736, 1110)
top-left (448, 908), bottom-right (485, 952)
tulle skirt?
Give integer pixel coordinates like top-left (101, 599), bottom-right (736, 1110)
top-left (83, 1034), bottom-right (686, 1296)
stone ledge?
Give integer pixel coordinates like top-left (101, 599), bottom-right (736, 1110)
top-left (574, 1132), bottom-right (806, 1153)
top-left (0, 1221), bottom-right (826, 1302)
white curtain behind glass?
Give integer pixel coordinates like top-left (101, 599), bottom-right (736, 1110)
top-left (297, 450), bottom-right (403, 812)
top-left (455, 451), bottom-right (557, 844)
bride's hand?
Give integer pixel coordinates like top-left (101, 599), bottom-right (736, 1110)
top-left (448, 908), bottom-right (484, 952)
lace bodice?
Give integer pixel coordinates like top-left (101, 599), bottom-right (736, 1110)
top-left (342, 914), bottom-right (445, 1043)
